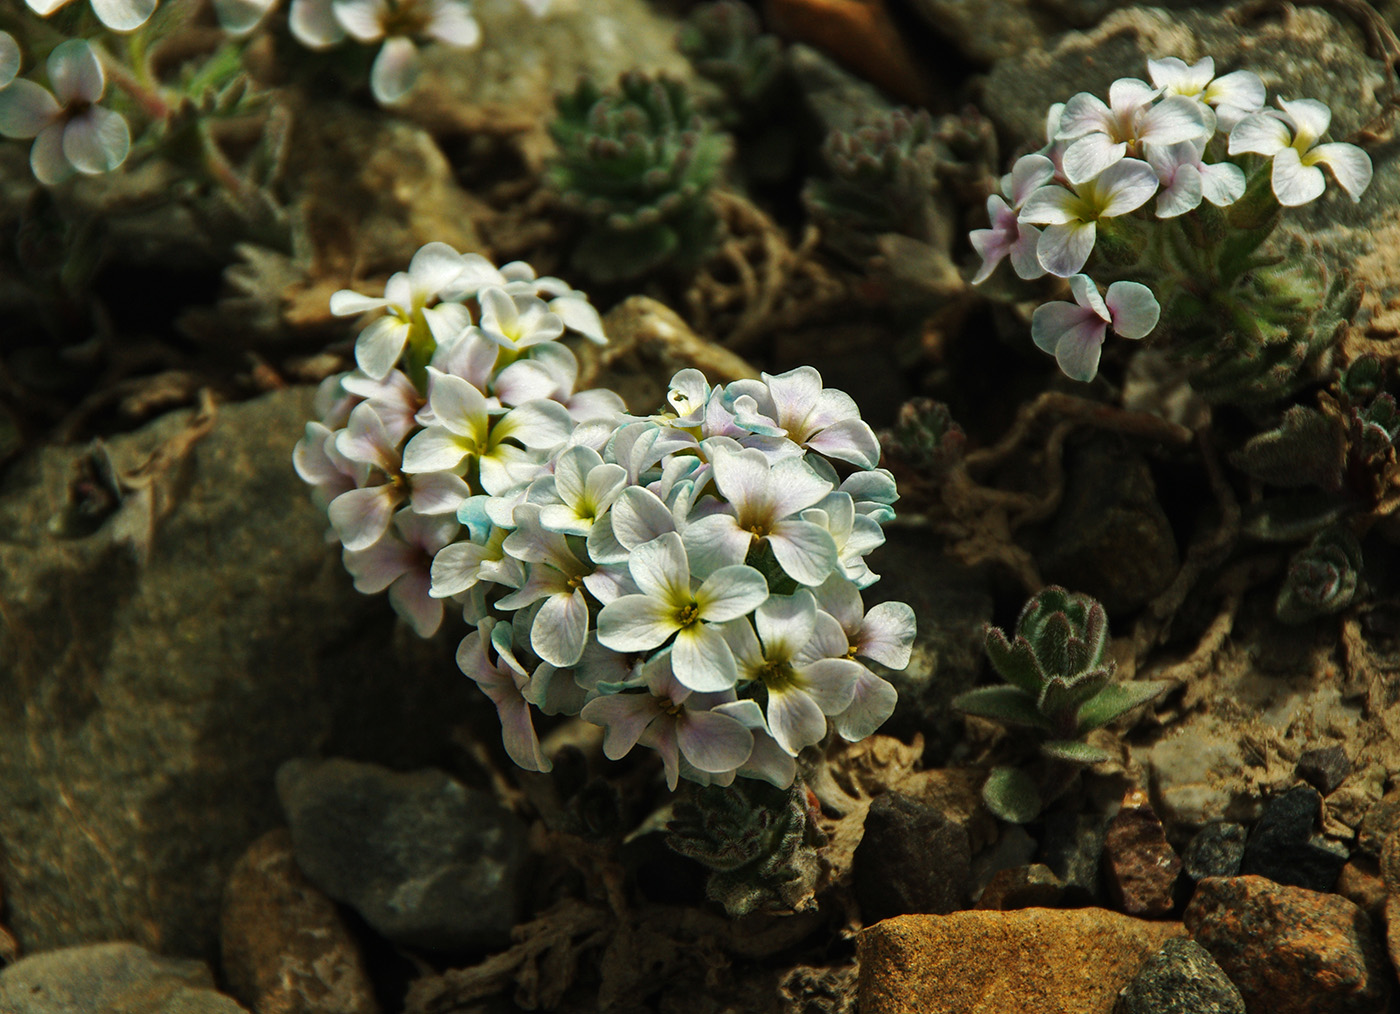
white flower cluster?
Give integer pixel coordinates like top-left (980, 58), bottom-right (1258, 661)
top-left (294, 243), bottom-right (915, 791)
top-left (971, 56), bottom-right (1373, 382)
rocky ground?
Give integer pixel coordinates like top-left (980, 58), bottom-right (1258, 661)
top-left (3, 0), bottom-right (1400, 1012)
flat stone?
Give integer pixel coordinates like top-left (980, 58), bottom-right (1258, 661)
top-left (1113, 936), bottom-right (1244, 1014)
top-left (854, 791), bottom-right (971, 922)
top-left (0, 942), bottom-right (246, 1014)
top-left (0, 389), bottom-right (473, 959)
top-left (1102, 790), bottom-right (1182, 918)
top-left (1297, 746), bottom-right (1352, 796)
top-left (1242, 785), bottom-right (1349, 892)
top-left (858, 909), bottom-right (1184, 1014)
top-left (1183, 823), bottom-right (1247, 882)
top-left (1141, 726), bottom-right (1258, 828)
top-left (1185, 875), bottom-right (1391, 1014)
top-left (277, 757), bottom-right (528, 952)
top-left (221, 829), bottom-right (379, 1014)
top-left (975, 864), bottom-right (1066, 911)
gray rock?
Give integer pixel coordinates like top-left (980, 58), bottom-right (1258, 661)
top-left (1183, 822), bottom-right (1248, 882)
top-left (1040, 811), bottom-right (1110, 904)
top-left (277, 757), bottom-right (528, 952)
top-left (0, 942), bottom-right (247, 1014)
top-left (1037, 435), bottom-right (1179, 616)
top-left (0, 389), bottom-right (474, 960)
top-left (1113, 936), bottom-right (1245, 1014)
top-left (1297, 745), bottom-right (1352, 797)
top-left (854, 791), bottom-right (971, 922)
top-left (1242, 785), bottom-right (1349, 892)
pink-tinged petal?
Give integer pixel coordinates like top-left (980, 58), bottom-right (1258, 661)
top-left (336, 402), bottom-right (396, 471)
top-left (291, 0), bottom-right (345, 46)
top-left (833, 667), bottom-right (897, 741)
top-left (1062, 134), bottom-right (1127, 186)
top-left (712, 700), bottom-right (797, 787)
top-left (765, 688), bottom-right (827, 756)
top-left (970, 223), bottom-right (1012, 285)
top-left (1228, 112), bottom-right (1291, 156)
top-left (62, 106), bottom-right (129, 175)
top-left (801, 658), bottom-right (861, 714)
top-left (498, 695), bottom-right (551, 772)
top-left (330, 289), bottom-right (389, 316)
top-left (294, 422), bottom-right (340, 485)
top-left (677, 710), bottom-right (753, 774)
top-left (1108, 77), bottom-right (1156, 110)
top-left (1032, 301), bottom-right (1092, 355)
top-left (388, 569), bottom-right (443, 637)
top-left (1055, 320), bottom-right (1108, 383)
top-left (427, 0), bottom-right (482, 46)
top-left (672, 623), bottom-right (739, 692)
top-left (531, 590), bottom-right (589, 667)
top-left (1094, 158), bottom-right (1159, 217)
top-left (805, 607), bottom-right (852, 662)
top-left (1019, 185), bottom-right (1081, 226)
top-left (402, 426), bottom-right (470, 473)
top-left (711, 444), bottom-right (775, 514)
top-left (1139, 94), bottom-right (1209, 146)
top-left (408, 470), bottom-right (469, 515)
top-left (1008, 225), bottom-right (1045, 280)
top-left (29, 123), bottom-right (71, 185)
top-left (343, 533), bottom-right (415, 592)
top-left (641, 720), bottom-right (683, 790)
top-left (858, 601), bottom-right (917, 668)
top-left (0, 80), bottom-right (59, 139)
top-left (768, 455), bottom-right (834, 517)
top-left (1056, 91), bottom-right (1113, 139)
top-left (355, 316), bottom-right (410, 379)
top-left (754, 590), bottom-right (816, 659)
top-left (627, 530), bottom-right (689, 601)
top-left (1105, 281), bottom-right (1160, 340)
top-left (396, 510), bottom-right (458, 555)
top-left (429, 540), bottom-right (489, 597)
top-left (1068, 274), bottom-right (1111, 321)
top-left (767, 520), bottom-right (840, 587)
top-left (47, 39), bottom-right (104, 103)
top-left (1271, 147), bottom-right (1326, 207)
top-left (1199, 161), bottom-right (1246, 207)
top-left (696, 565), bottom-right (769, 622)
top-left (90, 0), bottom-right (156, 31)
top-left (493, 360), bottom-right (560, 404)
top-left (580, 692), bottom-right (660, 759)
top-left (1308, 142), bottom-right (1372, 202)
top-left (805, 418), bottom-right (881, 469)
top-left (681, 513), bottom-right (751, 579)
top-left (495, 566), bottom-right (568, 611)
top-left (370, 36), bottom-right (419, 104)
top-left (1007, 153), bottom-right (1055, 207)
top-left (1156, 162), bottom-right (1203, 217)
top-left (813, 573), bottom-right (862, 633)
top-left (333, 0), bottom-right (387, 40)
top-left (1036, 222), bottom-right (1095, 278)
top-left (597, 594), bottom-right (679, 651)
top-left (1276, 96), bottom-right (1331, 146)
top-left (328, 484), bottom-right (401, 550)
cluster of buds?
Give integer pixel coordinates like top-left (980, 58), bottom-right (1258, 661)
top-left (294, 243), bottom-right (915, 792)
top-left (971, 56), bottom-right (1372, 389)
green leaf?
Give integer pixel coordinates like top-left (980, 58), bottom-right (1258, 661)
top-left (1037, 668), bottom-right (1113, 724)
top-left (1229, 405), bottom-right (1345, 490)
top-left (1040, 739), bottom-right (1109, 764)
top-left (981, 766), bottom-right (1043, 824)
top-left (1076, 680), bottom-right (1172, 732)
top-left (983, 628), bottom-right (1043, 695)
top-left (1037, 611), bottom-right (1075, 681)
top-left (952, 687), bottom-right (1049, 730)
top-left (1241, 494), bottom-right (1352, 542)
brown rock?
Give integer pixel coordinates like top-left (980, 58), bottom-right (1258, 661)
top-left (1386, 895), bottom-right (1400, 984)
top-left (1103, 789), bottom-right (1182, 918)
top-left (765, 0), bottom-right (935, 105)
top-left (1336, 858), bottom-right (1388, 920)
top-left (221, 829), bottom-right (379, 1014)
top-left (857, 909), bottom-right (1184, 1014)
top-left (1185, 876), bottom-right (1391, 1014)
top-left (975, 864), bottom-right (1066, 911)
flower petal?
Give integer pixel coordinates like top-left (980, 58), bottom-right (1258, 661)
top-left (858, 601), bottom-right (917, 668)
top-left (672, 623), bottom-right (739, 692)
top-left (291, 0), bottom-right (346, 47)
top-left (580, 692), bottom-right (659, 760)
top-left (1094, 158), bottom-right (1159, 217)
top-left (1105, 281), bottom-right (1160, 340)
top-left (0, 33), bottom-right (19, 90)
top-left (1271, 146), bottom-right (1326, 207)
top-left (765, 687), bottom-right (826, 756)
top-left (628, 530), bottom-right (690, 602)
top-left (62, 106), bottom-right (130, 175)
top-left (1199, 160), bottom-right (1246, 207)
top-left (1062, 133), bottom-right (1127, 186)
top-left (695, 565), bottom-right (770, 623)
top-left (597, 594), bottom-right (679, 652)
top-left (1308, 142), bottom-right (1373, 202)
top-left (355, 316), bottom-right (411, 379)
top-left (0, 80), bottom-right (59, 140)
top-left (1035, 222), bottom-right (1095, 278)
top-left (427, 1), bottom-right (482, 47)
top-left (29, 123), bottom-right (71, 185)
top-left (328, 484), bottom-right (400, 550)
top-left (1276, 96), bottom-right (1331, 147)
top-left (531, 590), bottom-right (589, 667)
top-left (89, 0), bottom-right (156, 31)
top-left (677, 709), bottom-right (753, 774)
top-left (832, 667), bottom-right (897, 741)
top-left (370, 36), bottom-right (419, 105)
top-left (1228, 112), bottom-right (1291, 156)
top-left (1018, 185), bottom-right (1082, 226)
top-left (767, 520), bottom-right (840, 587)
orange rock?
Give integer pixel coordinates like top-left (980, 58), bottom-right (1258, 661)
top-left (858, 908), bottom-right (1184, 1013)
top-left (764, 0), bottom-right (935, 106)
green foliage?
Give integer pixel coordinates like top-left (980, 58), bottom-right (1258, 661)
top-left (666, 780), bottom-right (823, 917)
top-left (546, 72), bottom-right (730, 283)
top-left (887, 398), bottom-right (966, 480)
top-left (677, 1), bottom-right (783, 117)
top-left (1275, 526), bottom-right (1365, 624)
top-left (955, 587), bottom-right (1170, 823)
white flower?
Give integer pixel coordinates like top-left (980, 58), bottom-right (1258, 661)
top-left (1228, 97), bottom-right (1372, 207)
top-left (290, 0), bottom-right (346, 47)
top-left (1143, 139), bottom-right (1245, 218)
top-left (332, 0), bottom-right (482, 104)
top-left (536, 445), bottom-right (628, 536)
top-left (1018, 158), bottom-right (1159, 277)
top-left (813, 573), bottom-right (914, 741)
top-left (457, 618), bottom-right (553, 772)
top-left (429, 519), bottom-right (522, 599)
top-left (343, 508), bottom-right (458, 636)
top-left (724, 366), bottom-right (881, 468)
top-left (447, 257), bottom-right (608, 344)
top-left (330, 242), bottom-right (472, 379)
top-left (596, 531), bottom-right (769, 692)
top-left (25, 0), bottom-right (156, 32)
top-left (475, 288), bottom-right (566, 353)
top-left (1031, 275), bottom-right (1159, 382)
top-left (970, 153), bottom-right (1054, 284)
top-left (721, 591), bottom-right (862, 756)
top-left (0, 40), bottom-right (131, 186)
top-left (1147, 56), bottom-right (1264, 133)
top-left (800, 492), bottom-right (885, 588)
top-left (580, 651), bottom-right (753, 791)
top-left (0, 32), bottom-right (20, 89)
top-left (1057, 77), bottom-right (1210, 185)
top-left (214, 0), bottom-right (278, 33)
top-left (495, 504), bottom-right (601, 667)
